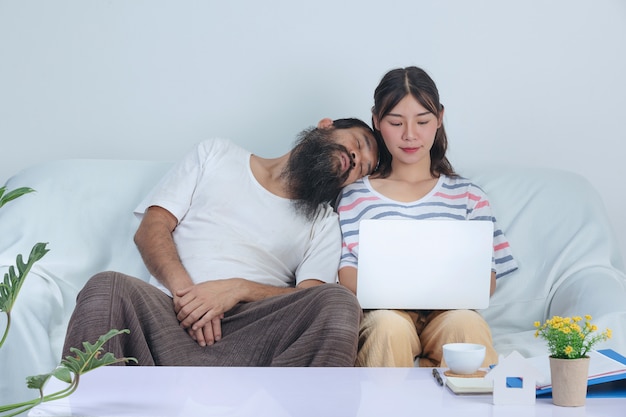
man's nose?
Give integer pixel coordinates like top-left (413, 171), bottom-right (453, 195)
top-left (350, 151), bottom-right (358, 168)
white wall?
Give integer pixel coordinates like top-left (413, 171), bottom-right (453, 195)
top-left (1, 0), bottom-right (625, 262)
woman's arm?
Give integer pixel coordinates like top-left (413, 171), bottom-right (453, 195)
top-left (338, 266), bottom-right (358, 295)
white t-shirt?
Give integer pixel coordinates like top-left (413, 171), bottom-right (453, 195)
top-left (135, 138), bottom-right (341, 295)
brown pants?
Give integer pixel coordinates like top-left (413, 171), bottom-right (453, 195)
top-left (63, 271), bottom-right (361, 367)
top-left (356, 309), bottom-right (498, 367)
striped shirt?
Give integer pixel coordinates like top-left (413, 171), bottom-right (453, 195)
top-left (337, 175), bottom-right (518, 279)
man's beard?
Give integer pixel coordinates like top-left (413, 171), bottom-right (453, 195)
top-left (282, 127), bottom-right (352, 220)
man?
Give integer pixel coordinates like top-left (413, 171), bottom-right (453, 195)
top-left (62, 117), bottom-right (379, 367)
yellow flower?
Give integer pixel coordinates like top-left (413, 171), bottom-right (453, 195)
top-left (534, 314), bottom-right (612, 359)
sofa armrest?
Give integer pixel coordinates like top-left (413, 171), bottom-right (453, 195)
top-left (548, 267), bottom-right (626, 318)
top-left (548, 267), bottom-right (626, 353)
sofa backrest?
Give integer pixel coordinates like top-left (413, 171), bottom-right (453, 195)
top-left (0, 159), bottom-right (173, 294)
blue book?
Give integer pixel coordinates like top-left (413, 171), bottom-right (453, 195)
top-left (535, 349), bottom-right (626, 398)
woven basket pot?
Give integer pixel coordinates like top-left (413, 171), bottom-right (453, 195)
top-left (549, 356), bottom-right (590, 407)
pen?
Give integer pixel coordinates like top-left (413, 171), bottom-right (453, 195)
top-left (432, 368), bottom-right (444, 386)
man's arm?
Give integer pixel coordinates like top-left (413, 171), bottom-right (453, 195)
top-left (134, 205), bottom-right (194, 294)
top-left (135, 206), bottom-right (325, 345)
top-left (134, 205), bottom-right (224, 345)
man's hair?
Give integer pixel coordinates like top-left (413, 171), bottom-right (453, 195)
top-left (332, 117), bottom-right (372, 133)
top-left (283, 118), bottom-right (373, 221)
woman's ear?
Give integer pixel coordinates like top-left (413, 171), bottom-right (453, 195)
top-left (438, 105), bottom-right (445, 128)
top-left (372, 113), bottom-right (380, 130)
top-left (317, 118), bottom-right (334, 129)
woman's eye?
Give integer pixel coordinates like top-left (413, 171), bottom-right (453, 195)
top-left (417, 121), bottom-right (429, 125)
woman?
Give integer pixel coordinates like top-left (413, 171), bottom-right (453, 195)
top-left (336, 66), bottom-right (518, 367)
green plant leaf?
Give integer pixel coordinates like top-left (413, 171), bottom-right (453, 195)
top-left (0, 186), bottom-right (35, 209)
top-left (0, 329), bottom-right (136, 416)
top-left (26, 374), bottom-right (52, 390)
top-left (61, 329), bottom-right (137, 374)
top-left (0, 242), bottom-right (50, 349)
top-left (0, 242), bottom-right (49, 313)
top-left (52, 367), bottom-right (72, 384)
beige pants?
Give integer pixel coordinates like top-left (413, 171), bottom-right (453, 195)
top-left (356, 309), bottom-right (498, 367)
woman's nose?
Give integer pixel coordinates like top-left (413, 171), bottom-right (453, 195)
top-left (404, 125), bottom-right (416, 141)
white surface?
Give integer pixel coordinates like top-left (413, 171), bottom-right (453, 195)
top-left (0, 1), bottom-right (625, 265)
top-left (357, 219), bottom-right (493, 309)
top-left (27, 367), bottom-right (625, 417)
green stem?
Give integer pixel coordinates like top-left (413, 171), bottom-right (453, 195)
top-left (0, 404), bottom-right (35, 417)
top-left (44, 377), bottom-right (79, 402)
top-left (0, 378), bottom-right (77, 416)
top-left (0, 312), bottom-right (9, 349)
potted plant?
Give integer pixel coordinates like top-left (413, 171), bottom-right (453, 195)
top-left (0, 187), bottom-right (48, 349)
top-left (0, 186), bottom-right (134, 417)
top-left (534, 315), bottom-right (612, 406)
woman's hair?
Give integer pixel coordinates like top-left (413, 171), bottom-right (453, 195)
top-left (371, 66), bottom-right (456, 178)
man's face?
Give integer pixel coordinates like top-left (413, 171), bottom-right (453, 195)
top-left (284, 126), bottom-right (378, 219)
top-left (329, 127), bottom-right (379, 186)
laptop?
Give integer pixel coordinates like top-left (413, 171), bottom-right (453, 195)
top-left (356, 219), bottom-right (494, 310)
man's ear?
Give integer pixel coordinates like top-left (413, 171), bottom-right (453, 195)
top-left (317, 118), bottom-right (334, 129)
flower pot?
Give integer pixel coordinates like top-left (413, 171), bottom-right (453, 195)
top-left (549, 356), bottom-right (590, 407)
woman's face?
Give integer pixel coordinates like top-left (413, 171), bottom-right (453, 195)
top-left (374, 94), bottom-right (442, 168)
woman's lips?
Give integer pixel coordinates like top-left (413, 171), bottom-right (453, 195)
top-left (401, 147), bottom-right (420, 154)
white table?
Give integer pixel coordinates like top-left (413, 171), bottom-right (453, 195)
top-left (28, 366), bottom-right (624, 417)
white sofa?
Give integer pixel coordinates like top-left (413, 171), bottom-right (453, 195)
top-left (2, 158), bottom-right (626, 404)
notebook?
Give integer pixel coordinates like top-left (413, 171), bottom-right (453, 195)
top-left (532, 349), bottom-right (626, 396)
top-left (356, 219), bottom-right (494, 310)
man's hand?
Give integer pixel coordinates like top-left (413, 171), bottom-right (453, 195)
top-left (173, 277), bottom-right (322, 346)
top-left (173, 292), bottom-right (223, 346)
top-left (174, 279), bottom-right (244, 346)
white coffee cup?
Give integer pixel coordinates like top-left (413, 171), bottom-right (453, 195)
top-left (442, 343), bottom-right (486, 375)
